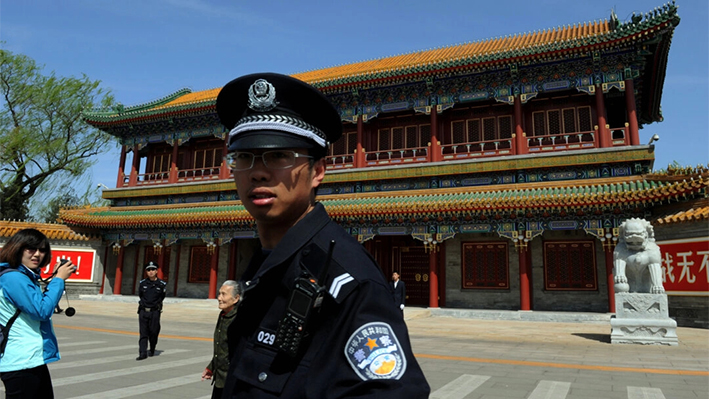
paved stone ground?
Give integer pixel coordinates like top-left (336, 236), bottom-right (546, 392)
top-left (45, 295), bottom-right (708, 398)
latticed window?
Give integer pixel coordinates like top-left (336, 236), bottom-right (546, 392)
top-left (377, 125), bottom-right (429, 150)
top-left (452, 121), bottom-right (466, 144)
top-left (578, 106), bottom-right (592, 131)
top-left (188, 246), bottom-right (211, 283)
top-left (419, 124), bottom-right (431, 146)
top-left (147, 152), bottom-right (171, 174)
top-left (467, 119), bottom-right (481, 142)
top-left (462, 242), bottom-right (509, 289)
top-left (483, 117), bottom-right (496, 141)
top-left (548, 110), bottom-right (561, 135)
top-left (193, 148), bottom-right (223, 170)
top-left (498, 116), bottom-right (513, 139)
top-left (377, 128), bottom-right (391, 151)
top-left (562, 108), bottom-right (576, 133)
top-left (144, 246), bottom-right (170, 281)
top-left (450, 116), bottom-right (513, 143)
top-left (533, 112), bottom-right (546, 137)
top-left (405, 126), bottom-right (418, 147)
top-left (392, 127), bottom-right (404, 149)
top-left (533, 107), bottom-right (593, 136)
top-left (543, 241), bottom-right (597, 290)
top-left (330, 131), bottom-right (356, 157)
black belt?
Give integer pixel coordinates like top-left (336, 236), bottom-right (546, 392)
top-left (142, 306), bottom-right (160, 312)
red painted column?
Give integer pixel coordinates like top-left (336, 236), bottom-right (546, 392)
top-left (355, 115), bottom-right (365, 168)
top-left (132, 245), bottom-right (141, 294)
top-left (113, 246), bottom-right (125, 295)
top-left (518, 246), bottom-right (531, 311)
top-left (129, 145), bottom-right (140, 187)
top-left (157, 244), bottom-right (166, 280)
top-left (625, 79), bottom-right (640, 146)
top-left (219, 137), bottom-right (230, 179)
top-left (208, 244), bottom-right (219, 299)
top-left (429, 106), bottom-right (442, 162)
top-left (513, 96), bottom-right (528, 155)
top-left (228, 240), bottom-right (237, 281)
top-left (100, 246), bottom-right (109, 294)
top-left (526, 246), bottom-right (533, 309)
top-left (169, 141), bottom-right (179, 183)
top-left (595, 85), bottom-right (609, 148)
top-left (428, 248), bottom-right (439, 308)
top-left (117, 145), bottom-right (127, 187)
top-left (605, 247), bottom-right (616, 312)
top-left (438, 242), bottom-right (446, 307)
top-left (173, 244), bottom-right (181, 297)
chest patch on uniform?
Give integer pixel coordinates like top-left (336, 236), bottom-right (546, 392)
top-left (255, 328), bottom-right (277, 348)
top-left (344, 322), bottom-right (407, 381)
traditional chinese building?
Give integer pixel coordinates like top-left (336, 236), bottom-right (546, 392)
top-left (57, 3), bottom-right (708, 326)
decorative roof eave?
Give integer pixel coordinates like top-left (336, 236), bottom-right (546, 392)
top-left (654, 206), bottom-right (709, 225)
top-left (83, 99), bottom-right (216, 128)
top-left (298, 11), bottom-right (680, 93)
top-left (59, 174), bottom-right (707, 230)
top-left (81, 5), bottom-right (679, 126)
top-left (0, 220), bottom-right (101, 241)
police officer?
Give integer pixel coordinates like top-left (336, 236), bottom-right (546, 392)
top-left (391, 271), bottom-right (406, 313)
top-left (136, 261), bottom-right (166, 360)
top-left (217, 73), bottom-right (430, 397)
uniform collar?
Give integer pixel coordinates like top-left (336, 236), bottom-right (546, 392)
top-left (250, 202), bottom-right (330, 283)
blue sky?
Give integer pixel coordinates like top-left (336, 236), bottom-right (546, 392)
top-left (1, 0), bottom-right (707, 192)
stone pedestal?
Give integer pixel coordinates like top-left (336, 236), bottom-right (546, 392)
top-left (610, 293), bottom-right (678, 346)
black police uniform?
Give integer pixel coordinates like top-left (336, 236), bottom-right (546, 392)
top-left (222, 203), bottom-right (430, 398)
top-left (137, 269), bottom-right (166, 359)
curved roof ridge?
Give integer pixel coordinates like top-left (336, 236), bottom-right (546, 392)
top-left (85, 88), bottom-right (192, 116)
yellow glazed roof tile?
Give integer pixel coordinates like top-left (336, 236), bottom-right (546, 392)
top-left (0, 221), bottom-right (99, 241)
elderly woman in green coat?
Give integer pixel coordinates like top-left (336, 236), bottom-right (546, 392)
top-left (202, 280), bottom-right (243, 399)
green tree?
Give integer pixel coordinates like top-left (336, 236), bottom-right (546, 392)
top-left (0, 47), bottom-right (115, 220)
top-left (31, 178), bottom-right (108, 223)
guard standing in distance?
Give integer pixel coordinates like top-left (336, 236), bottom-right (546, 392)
top-left (218, 73), bottom-right (430, 398)
top-left (136, 261), bottom-right (166, 361)
top-left (391, 271), bottom-right (406, 313)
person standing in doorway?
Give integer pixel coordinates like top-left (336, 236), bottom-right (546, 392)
top-left (391, 271), bottom-right (406, 313)
top-left (136, 261), bottom-right (166, 360)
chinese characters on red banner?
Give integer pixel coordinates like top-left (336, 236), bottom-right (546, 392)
top-left (658, 238), bottom-right (709, 295)
top-left (41, 248), bottom-right (96, 282)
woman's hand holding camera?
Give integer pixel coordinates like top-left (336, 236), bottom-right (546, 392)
top-left (54, 259), bottom-right (77, 280)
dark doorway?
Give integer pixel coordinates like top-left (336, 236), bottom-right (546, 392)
top-left (371, 236), bottom-right (430, 306)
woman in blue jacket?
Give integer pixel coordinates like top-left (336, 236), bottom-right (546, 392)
top-left (0, 228), bottom-right (76, 399)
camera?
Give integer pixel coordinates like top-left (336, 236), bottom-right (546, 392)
top-left (57, 259), bottom-right (76, 316)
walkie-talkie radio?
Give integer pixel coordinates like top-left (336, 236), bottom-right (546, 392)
top-left (275, 240), bottom-right (336, 357)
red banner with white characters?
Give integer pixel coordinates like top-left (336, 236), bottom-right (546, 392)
top-left (41, 248), bottom-right (96, 283)
top-left (657, 238), bottom-right (709, 296)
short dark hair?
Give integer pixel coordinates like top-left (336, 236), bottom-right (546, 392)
top-left (0, 228), bottom-right (52, 269)
top-left (308, 145), bottom-right (327, 162)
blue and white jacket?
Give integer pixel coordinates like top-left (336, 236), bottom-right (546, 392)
top-left (0, 262), bottom-right (64, 372)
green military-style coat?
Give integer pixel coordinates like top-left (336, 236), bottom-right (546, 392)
top-left (207, 305), bottom-right (238, 388)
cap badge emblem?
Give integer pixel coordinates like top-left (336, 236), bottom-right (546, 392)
top-left (248, 79), bottom-right (278, 112)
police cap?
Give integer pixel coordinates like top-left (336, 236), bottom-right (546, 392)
top-left (145, 261), bottom-right (158, 271)
top-left (216, 72), bottom-right (342, 151)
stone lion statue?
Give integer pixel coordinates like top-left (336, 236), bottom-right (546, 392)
top-left (613, 218), bottom-right (665, 294)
